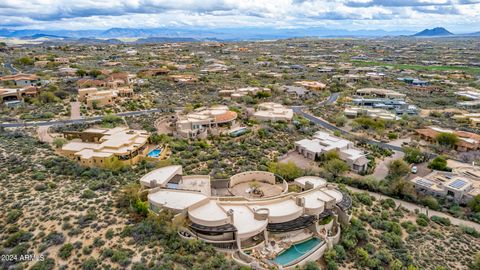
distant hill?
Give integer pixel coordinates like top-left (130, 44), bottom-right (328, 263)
top-left (26, 34), bottom-right (67, 39)
top-left (0, 27), bottom-right (416, 41)
top-left (135, 37), bottom-right (201, 43)
top-left (413, 27), bottom-right (453, 37)
top-left (465, 31), bottom-right (480, 36)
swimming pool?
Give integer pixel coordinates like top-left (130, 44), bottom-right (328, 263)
top-left (272, 238), bottom-right (324, 266)
top-left (230, 127), bottom-right (248, 137)
top-left (147, 149), bottom-right (162, 158)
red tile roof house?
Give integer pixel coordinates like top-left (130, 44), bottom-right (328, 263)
top-left (0, 74), bottom-right (39, 87)
top-left (416, 126), bottom-right (480, 152)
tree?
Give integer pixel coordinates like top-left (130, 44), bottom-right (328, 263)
top-left (388, 159), bottom-right (410, 178)
top-left (323, 150), bottom-right (340, 161)
top-left (403, 147), bottom-right (423, 164)
top-left (76, 69), bottom-right (87, 77)
top-left (334, 114), bottom-right (347, 127)
top-left (16, 56), bottom-right (34, 65)
top-left (428, 156), bottom-right (450, 171)
top-left (468, 195), bottom-right (480, 213)
top-left (435, 132), bottom-right (459, 148)
top-left (53, 138), bottom-right (67, 149)
top-left (421, 196), bottom-right (440, 210)
top-left (267, 161), bottom-right (303, 181)
top-left (324, 159), bottom-right (349, 179)
top-left (302, 261), bottom-right (320, 270)
top-left (39, 92), bottom-right (60, 104)
top-left (88, 69), bottom-right (102, 78)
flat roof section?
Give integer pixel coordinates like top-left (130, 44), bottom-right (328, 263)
top-left (148, 190), bottom-right (207, 212)
top-left (299, 190), bottom-right (327, 210)
top-left (140, 165), bottom-right (183, 187)
top-left (294, 176), bottom-right (327, 189)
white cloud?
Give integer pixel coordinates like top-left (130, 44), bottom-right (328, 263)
top-left (0, 0), bottom-right (478, 32)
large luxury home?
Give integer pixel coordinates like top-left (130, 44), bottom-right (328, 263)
top-left (174, 105), bottom-right (238, 139)
top-left (416, 126), bottom-right (480, 152)
top-left (60, 127), bottom-right (167, 167)
top-left (295, 131), bottom-right (369, 173)
top-left (252, 102), bottom-right (294, 122)
top-left (141, 165), bottom-right (352, 269)
top-left (411, 166), bottom-right (480, 204)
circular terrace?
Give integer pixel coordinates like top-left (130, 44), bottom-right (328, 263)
top-left (228, 171), bottom-right (287, 199)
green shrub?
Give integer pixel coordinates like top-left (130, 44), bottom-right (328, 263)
top-left (58, 243), bottom-right (74, 259)
top-left (6, 209), bottom-right (22, 223)
top-left (82, 258), bottom-right (98, 270)
top-left (430, 215), bottom-right (451, 226)
top-left (31, 258), bottom-right (55, 270)
top-left (416, 217), bottom-right (429, 227)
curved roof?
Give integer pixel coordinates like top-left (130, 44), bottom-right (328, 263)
top-left (188, 200), bottom-right (229, 226)
top-left (214, 110), bottom-right (237, 123)
top-left (222, 205), bottom-right (268, 239)
top-left (148, 189), bottom-right (207, 211)
top-left (251, 199), bottom-right (303, 223)
top-left (322, 189), bottom-right (344, 203)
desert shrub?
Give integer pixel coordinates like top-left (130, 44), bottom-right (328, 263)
top-left (31, 258), bottom-right (55, 270)
top-left (6, 209), bottom-right (22, 224)
top-left (355, 192), bottom-right (373, 206)
top-left (416, 216), bottom-right (429, 227)
top-left (430, 215), bottom-right (451, 226)
top-left (81, 258), bottom-right (98, 270)
top-left (58, 243), bottom-right (74, 259)
top-left (81, 189), bottom-right (96, 199)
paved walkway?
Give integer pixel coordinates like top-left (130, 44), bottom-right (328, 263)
top-left (346, 186), bottom-right (480, 231)
top-left (70, 102), bottom-right (81, 120)
top-left (37, 125), bottom-right (53, 143)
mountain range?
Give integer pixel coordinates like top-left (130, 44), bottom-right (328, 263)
top-left (0, 26), bottom-right (479, 42)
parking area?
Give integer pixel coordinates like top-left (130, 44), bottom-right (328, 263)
top-left (278, 151), bottom-right (321, 172)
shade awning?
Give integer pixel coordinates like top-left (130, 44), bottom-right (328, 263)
top-left (190, 222), bottom-right (237, 233)
top-left (267, 215), bottom-right (317, 233)
top-left (336, 191), bottom-right (352, 211)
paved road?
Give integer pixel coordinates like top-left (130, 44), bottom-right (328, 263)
top-left (4, 62), bottom-right (18, 74)
top-left (347, 186), bottom-right (480, 231)
top-left (1, 108), bottom-right (175, 128)
top-left (322, 92), bottom-right (340, 105)
top-left (292, 106), bottom-right (404, 152)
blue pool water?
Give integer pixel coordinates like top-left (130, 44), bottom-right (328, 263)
top-left (272, 238), bottom-right (323, 266)
top-left (230, 127), bottom-right (248, 137)
top-left (147, 149), bottom-right (162, 158)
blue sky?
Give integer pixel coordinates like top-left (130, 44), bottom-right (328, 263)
top-left (1, 0), bottom-right (479, 32)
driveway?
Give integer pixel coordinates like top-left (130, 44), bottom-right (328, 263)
top-left (371, 150), bottom-right (404, 180)
top-left (278, 151), bottom-right (320, 172)
top-left (70, 102), bottom-right (81, 120)
top-left (37, 125), bottom-right (53, 143)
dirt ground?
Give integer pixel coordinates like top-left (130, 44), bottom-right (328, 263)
top-left (229, 182), bottom-right (284, 198)
top-left (279, 151), bottom-right (321, 173)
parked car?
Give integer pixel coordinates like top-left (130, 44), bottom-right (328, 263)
top-left (411, 166), bottom-right (418, 174)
